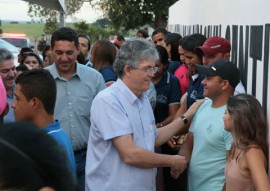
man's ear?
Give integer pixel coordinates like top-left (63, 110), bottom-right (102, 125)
top-left (30, 97), bottom-right (42, 111)
top-left (124, 65), bottom-right (132, 77)
top-left (224, 53), bottom-right (230, 61)
top-left (221, 80), bottom-right (231, 90)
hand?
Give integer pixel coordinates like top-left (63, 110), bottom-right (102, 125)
top-left (167, 137), bottom-right (180, 150)
top-left (184, 99), bottom-right (204, 120)
top-left (170, 155), bottom-right (187, 179)
top-left (24, 64), bottom-right (33, 70)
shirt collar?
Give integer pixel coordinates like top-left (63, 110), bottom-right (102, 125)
top-left (49, 63), bottom-right (81, 80)
top-left (117, 79), bottom-right (146, 105)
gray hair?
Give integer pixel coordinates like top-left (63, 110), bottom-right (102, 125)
top-left (114, 39), bottom-right (159, 78)
top-left (0, 48), bottom-right (14, 64)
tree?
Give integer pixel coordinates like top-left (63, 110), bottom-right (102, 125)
top-left (73, 21), bottom-right (90, 35)
top-left (92, 18), bottom-right (111, 28)
top-left (27, 0), bottom-right (91, 34)
top-left (94, 0), bottom-right (178, 30)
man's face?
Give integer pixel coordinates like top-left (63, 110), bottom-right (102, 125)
top-left (183, 49), bottom-right (201, 74)
top-left (152, 33), bottom-right (166, 47)
top-left (202, 76), bottom-right (225, 99)
top-left (0, 59), bottom-right (17, 91)
top-left (78, 37), bottom-right (89, 60)
top-left (127, 60), bottom-right (156, 96)
top-left (12, 84), bottom-right (34, 121)
top-left (52, 40), bottom-right (79, 75)
top-left (203, 52), bottom-right (227, 66)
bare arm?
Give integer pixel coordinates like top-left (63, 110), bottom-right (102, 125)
top-left (221, 150), bottom-right (230, 191)
top-left (178, 132), bottom-right (194, 163)
top-left (170, 132), bottom-right (194, 179)
top-left (112, 134), bottom-right (186, 172)
top-left (155, 99), bottom-right (204, 147)
top-left (245, 148), bottom-right (270, 191)
top-left (173, 92), bottom-right (187, 120)
top-left (157, 104), bottom-right (180, 128)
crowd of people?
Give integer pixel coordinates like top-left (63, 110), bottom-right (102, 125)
top-left (0, 26), bottom-right (269, 191)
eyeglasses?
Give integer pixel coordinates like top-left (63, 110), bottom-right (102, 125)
top-left (132, 66), bottom-right (158, 74)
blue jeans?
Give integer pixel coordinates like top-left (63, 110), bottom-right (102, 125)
top-left (75, 149), bottom-right (87, 191)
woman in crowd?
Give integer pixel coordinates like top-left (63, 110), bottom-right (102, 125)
top-left (21, 52), bottom-right (43, 69)
top-left (91, 39), bottom-right (117, 87)
top-left (174, 38), bottom-right (190, 95)
top-left (152, 45), bottom-right (182, 191)
top-left (224, 93), bottom-right (270, 191)
top-left (164, 33), bottom-right (182, 74)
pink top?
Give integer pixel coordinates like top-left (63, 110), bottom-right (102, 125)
top-left (0, 78), bottom-right (7, 115)
top-left (174, 64), bottom-right (190, 95)
top-left (225, 149), bottom-right (254, 191)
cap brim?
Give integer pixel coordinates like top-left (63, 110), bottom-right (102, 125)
top-left (196, 65), bottom-right (216, 76)
top-left (196, 46), bottom-right (217, 56)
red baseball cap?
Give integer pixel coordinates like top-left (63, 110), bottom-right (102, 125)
top-left (196, 36), bottom-right (231, 55)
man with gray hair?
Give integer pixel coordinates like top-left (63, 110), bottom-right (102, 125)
top-left (85, 39), bottom-right (203, 191)
top-left (0, 48), bottom-right (17, 123)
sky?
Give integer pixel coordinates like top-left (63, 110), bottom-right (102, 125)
top-left (0, 0), bottom-right (103, 23)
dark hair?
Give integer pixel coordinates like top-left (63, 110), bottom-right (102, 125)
top-left (15, 69), bottom-right (56, 115)
top-left (0, 122), bottom-right (77, 191)
top-left (42, 45), bottom-right (51, 61)
top-left (152, 28), bottom-right (168, 37)
top-left (78, 34), bottom-right (91, 51)
top-left (180, 33), bottom-right (206, 60)
top-left (227, 94), bottom-right (268, 158)
top-left (21, 52), bottom-right (43, 68)
top-left (164, 33), bottom-right (182, 61)
top-left (156, 45), bottom-right (169, 69)
top-left (92, 40), bottom-right (116, 70)
top-left (16, 64), bottom-right (29, 73)
top-left (19, 47), bottom-right (33, 56)
top-left (137, 29), bottom-right (149, 38)
top-left (115, 33), bottom-right (125, 41)
top-left (51, 27), bottom-right (79, 49)
top-left (77, 51), bottom-right (86, 64)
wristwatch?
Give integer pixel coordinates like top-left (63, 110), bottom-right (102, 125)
top-left (180, 115), bottom-right (188, 124)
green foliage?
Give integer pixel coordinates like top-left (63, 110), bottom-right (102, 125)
top-left (73, 21), bottom-right (90, 35)
top-left (1, 23), bottom-right (44, 38)
top-left (94, 0), bottom-right (178, 30)
top-left (92, 18), bottom-right (111, 28)
top-left (88, 26), bottom-right (114, 42)
top-left (27, 0), bottom-right (90, 34)
top-left (72, 21), bottom-right (114, 42)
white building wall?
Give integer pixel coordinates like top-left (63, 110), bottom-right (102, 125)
top-left (168, 0), bottom-right (270, 176)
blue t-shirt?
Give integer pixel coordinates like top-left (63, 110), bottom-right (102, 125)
top-left (44, 122), bottom-right (76, 175)
top-left (187, 73), bottom-right (205, 109)
top-left (99, 66), bottom-right (118, 83)
top-left (154, 72), bottom-right (182, 123)
top-left (188, 99), bottom-right (232, 191)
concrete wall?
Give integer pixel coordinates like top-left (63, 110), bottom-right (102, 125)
top-left (168, 0), bottom-right (270, 175)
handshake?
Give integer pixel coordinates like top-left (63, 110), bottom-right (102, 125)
top-left (170, 155), bottom-right (187, 179)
